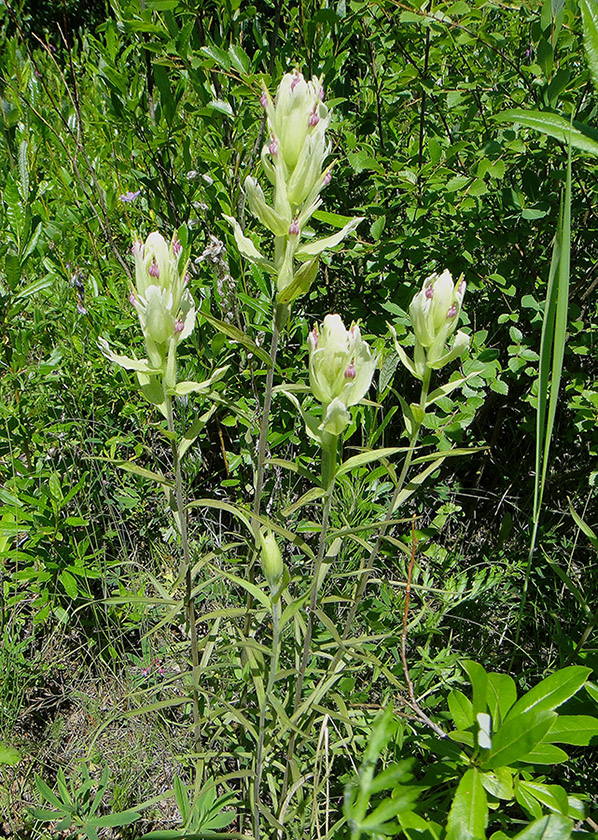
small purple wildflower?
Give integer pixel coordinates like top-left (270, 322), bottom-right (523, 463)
top-left (119, 190), bottom-right (141, 203)
top-left (289, 218), bottom-right (300, 236)
top-left (447, 304), bottom-right (457, 318)
top-left (344, 363), bottom-right (356, 380)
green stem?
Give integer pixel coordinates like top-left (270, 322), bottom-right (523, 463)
top-left (165, 390), bottom-right (202, 754)
top-left (281, 438), bottom-right (336, 805)
top-left (243, 301), bottom-right (288, 639)
top-left (253, 597), bottom-right (281, 840)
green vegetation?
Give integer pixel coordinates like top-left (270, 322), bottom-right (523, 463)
top-left (0, 0), bottom-right (597, 837)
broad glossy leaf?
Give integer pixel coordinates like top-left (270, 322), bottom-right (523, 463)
top-left (445, 768), bottom-right (487, 840)
top-left (546, 714), bottom-right (598, 745)
top-left (518, 781), bottom-right (569, 816)
top-left (511, 814), bottom-right (573, 840)
top-left (508, 666), bottom-right (591, 718)
top-left (519, 742), bottom-right (569, 764)
top-left (482, 709), bottom-right (556, 770)
top-left (480, 768), bottom-right (513, 800)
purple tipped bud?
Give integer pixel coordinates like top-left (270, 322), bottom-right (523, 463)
top-left (308, 110), bottom-right (320, 127)
top-left (148, 259), bottom-right (160, 278)
top-left (260, 89), bottom-right (268, 108)
top-left (174, 317), bottom-right (184, 334)
top-left (311, 326), bottom-right (319, 349)
top-left (129, 291), bottom-right (136, 305)
top-left (323, 171), bottom-right (332, 186)
top-left (289, 218), bottom-right (300, 236)
top-left (132, 239), bottom-right (143, 255)
top-left (172, 235), bottom-right (182, 257)
top-left (344, 363), bottom-right (356, 380)
top-left (457, 280), bottom-right (466, 295)
top-left (319, 86), bottom-right (325, 101)
top-left (269, 138), bottom-right (278, 156)
top-left (447, 303), bottom-right (457, 318)
top-left (184, 273), bottom-right (190, 286)
top-left (291, 71), bottom-right (300, 91)
top-left (425, 285), bottom-right (434, 300)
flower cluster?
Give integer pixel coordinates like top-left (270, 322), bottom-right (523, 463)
top-left (99, 231), bottom-right (196, 387)
top-left (308, 314), bottom-right (378, 435)
top-left (225, 70), bottom-right (363, 304)
top-left (397, 269), bottom-right (469, 380)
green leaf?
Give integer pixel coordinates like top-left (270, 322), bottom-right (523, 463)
top-left (391, 456), bottom-right (446, 513)
top-left (581, 0), bottom-right (598, 91)
top-left (507, 666), bottom-right (591, 718)
top-left (0, 743), bottom-right (21, 765)
top-left (199, 309), bottom-right (272, 367)
top-left (461, 660), bottom-right (488, 717)
top-left (294, 216), bottom-right (364, 258)
top-left (495, 109), bottom-right (598, 157)
top-left (336, 446), bottom-right (406, 478)
top-left (482, 709), bottom-right (556, 770)
top-left (487, 672), bottom-right (517, 724)
top-left (88, 810), bottom-right (141, 828)
top-left (545, 714), bottom-right (598, 745)
top-left (60, 570), bottom-right (78, 598)
top-left (167, 366), bottom-right (229, 396)
top-left (448, 689), bottom-right (474, 730)
top-left (518, 781), bottom-right (569, 816)
top-left (446, 768), bottom-right (487, 840)
top-left (360, 787), bottom-right (422, 829)
top-left (115, 461), bottom-right (173, 486)
top-left (511, 814), bottom-right (572, 840)
top-left (518, 742), bottom-right (568, 764)
top-left (480, 768), bottom-right (513, 800)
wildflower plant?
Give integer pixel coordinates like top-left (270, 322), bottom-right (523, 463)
top-left (96, 64), bottom-right (585, 840)
top-left (225, 69), bottom-right (363, 306)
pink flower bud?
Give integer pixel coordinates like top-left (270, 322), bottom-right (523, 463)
top-left (269, 137), bottom-right (278, 156)
top-left (129, 291), bottom-right (136, 305)
top-left (309, 110), bottom-right (320, 127)
top-left (184, 273), bottom-right (190, 286)
top-left (260, 89), bottom-right (268, 108)
top-left (323, 171), bottom-right (332, 186)
top-left (319, 85), bottom-right (325, 101)
top-left (344, 363), bottom-right (356, 380)
top-left (311, 326), bottom-right (319, 348)
top-left (132, 239), bottom-right (143, 255)
top-left (289, 218), bottom-right (300, 236)
top-left (447, 304), bottom-right (457, 318)
top-left (291, 71), bottom-right (300, 91)
top-left (148, 259), bottom-right (160, 278)
top-left (172, 235), bottom-right (182, 257)
top-left (457, 280), bottom-right (466, 295)
top-left (174, 317), bottom-right (184, 334)
top-left (425, 285), bottom-right (434, 300)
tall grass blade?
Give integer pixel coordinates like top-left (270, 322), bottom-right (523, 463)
top-left (514, 136), bottom-right (572, 653)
